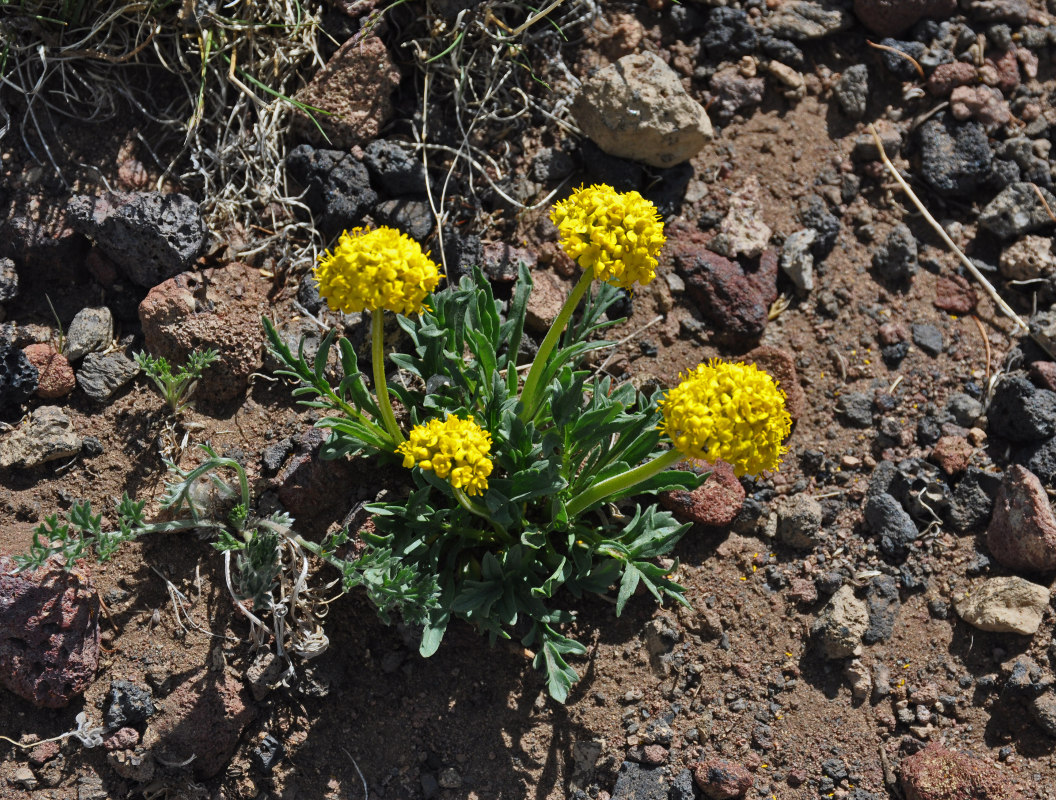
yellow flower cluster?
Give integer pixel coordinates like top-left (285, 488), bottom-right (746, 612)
top-left (658, 360), bottom-right (792, 477)
top-left (550, 184), bottom-right (666, 289)
top-left (314, 226), bottom-right (442, 315)
top-left (397, 415), bottom-right (494, 496)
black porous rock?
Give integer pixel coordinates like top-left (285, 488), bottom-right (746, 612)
top-left (67, 191), bottom-right (207, 288)
top-left (988, 375), bottom-right (1056, 442)
top-left (286, 144), bottom-right (378, 239)
top-left (878, 38), bottom-right (927, 79)
top-left (868, 459), bottom-right (900, 498)
top-left (872, 223), bottom-right (917, 283)
top-left (833, 64), bottom-right (869, 119)
top-left (863, 575), bottom-right (900, 644)
top-left (0, 257), bottom-right (18, 303)
top-left (917, 415), bottom-right (942, 446)
top-left (0, 344), bottom-right (38, 416)
top-left (994, 137), bottom-right (1052, 189)
top-left (864, 492), bottom-right (919, 561)
top-left (946, 466), bottom-right (1001, 531)
top-left (530, 148), bottom-right (576, 184)
top-left (441, 232), bottom-right (484, 284)
top-left (363, 139), bottom-right (428, 196)
top-left (837, 391), bottom-right (874, 428)
top-left (882, 341), bottom-right (910, 365)
top-left (373, 198), bottom-right (434, 242)
top-left (1018, 437), bottom-right (1056, 485)
top-left (253, 733), bottom-right (285, 774)
top-left (759, 35), bottom-right (805, 67)
top-left (800, 195), bottom-right (840, 259)
top-left (297, 272), bottom-right (323, 316)
top-left (916, 118), bottom-right (992, 197)
top-left (702, 7), bottom-right (758, 60)
top-left (105, 680), bottom-right (156, 729)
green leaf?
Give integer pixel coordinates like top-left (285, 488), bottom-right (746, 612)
top-left (420, 609), bottom-right (450, 657)
top-left (616, 562), bottom-right (641, 616)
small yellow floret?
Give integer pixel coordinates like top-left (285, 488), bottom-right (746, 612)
top-left (397, 415), bottom-right (494, 496)
top-left (314, 226), bottom-right (442, 315)
top-left (658, 360), bottom-right (792, 477)
top-left (550, 184), bottom-right (665, 290)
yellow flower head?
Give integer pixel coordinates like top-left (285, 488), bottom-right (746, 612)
top-left (314, 226), bottom-right (442, 315)
top-left (658, 360), bottom-right (792, 477)
top-left (397, 415), bottom-right (494, 496)
top-left (550, 184), bottom-right (665, 290)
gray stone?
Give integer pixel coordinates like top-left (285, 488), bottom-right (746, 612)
top-left (1030, 310), bottom-right (1056, 358)
top-left (77, 351), bottom-right (139, 402)
top-left (720, 176), bottom-right (772, 259)
top-left (979, 183), bottom-right (1056, 240)
top-left (77, 775), bottom-right (109, 800)
top-left (911, 323), bottom-right (943, 356)
top-left (1033, 692), bottom-right (1056, 737)
top-left (834, 64), bottom-right (869, 119)
top-left (872, 223), bottom-right (917, 282)
top-left (10, 766), bottom-right (37, 790)
top-left (947, 467), bottom-right (1000, 532)
top-left (776, 494), bottom-right (822, 550)
top-left (956, 576), bottom-right (1050, 634)
top-left (0, 257), bottom-right (18, 302)
top-left (0, 405), bottom-right (81, 468)
top-left (812, 585), bottom-right (869, 659)
top-left (947, 393), bottom-right (983, 427)
top-left (767, 1), bottom-right (850, 40)
top-left (1000, 235), bottom-right (1055, 281)
top-left (67, 191), bottom-right (207, 288)
top-left (437, 768), bottom-right (462, 789)
top-left (571, 52), bottom-right (713, 168)
top-left (64, 306), bottom-right (113, 361)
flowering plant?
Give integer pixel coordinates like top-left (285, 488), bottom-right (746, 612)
top-left (265, 187), bottom-right (790, 700)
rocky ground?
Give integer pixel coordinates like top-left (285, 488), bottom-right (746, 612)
top-left (3, 0), bottom-right (1056, 798)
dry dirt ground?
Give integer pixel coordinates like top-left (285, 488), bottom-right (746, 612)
top-left (2, 1), bottom-right (1056, 799)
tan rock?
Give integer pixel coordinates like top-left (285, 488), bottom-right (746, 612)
top-left (571, 52), bottom-right (713, 168)
top-left (956, 576), bottom-right (1050, 635)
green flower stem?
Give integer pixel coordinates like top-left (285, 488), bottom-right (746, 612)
top-left (372, 309), bottom-right (404, 445)
top-left (565, 448), bottom-right (684, 517)
top-left (518, 269), bottom-right (594, 421)
top-left (453, 487), bottom-right (512, 544)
